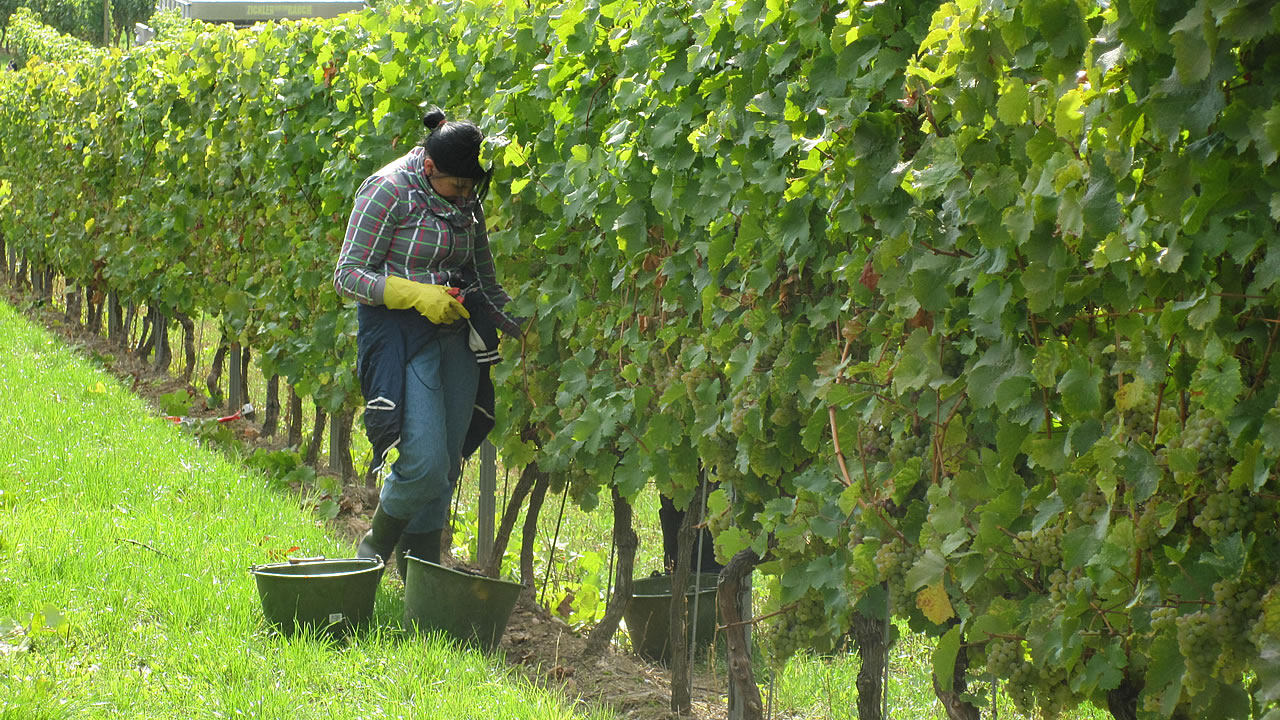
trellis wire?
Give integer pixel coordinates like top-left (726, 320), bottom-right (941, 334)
top-left (883, 594), bottom-right (891, 720)
top-left (501, 466), bottom-right (511, 520)
top-left (688, 468), bottom-right (712, 673)
top-left (452, 456), bottom-right (467, 528)
top-left (538, 484), bottom-right (570, 607)
top-left (992, 674), bottom-right (998, 720)
top-left (605, 531), bottom-right (617, 607)
top-left (766, 669), bottom-right (775, 720)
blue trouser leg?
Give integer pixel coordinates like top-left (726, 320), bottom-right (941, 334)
top-left (378, 327), bottom-right (478, 534)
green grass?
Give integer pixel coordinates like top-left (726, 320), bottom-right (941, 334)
top-left (0, 299), bottom-right (613, 720)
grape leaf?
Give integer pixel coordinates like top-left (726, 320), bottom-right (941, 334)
top-left (905, 549), bottom-right (947, 592)
top-left (1054, 88), bottom-right (1086, 140)
top-left (997, 78), bottom-right (1029, 125)
top-left (917, 582), bottom-right (956, 625)
top-left (932, 624), bottom-right (963, 691)
top-left (893, 329), bottom-right (941, 394)
top-left (1171, 19), bottom-right (1211, 84)
top-left (1191, 356), bottom-right (1243, 415)
top-left (1058, 359), bottom-right (1102, 417)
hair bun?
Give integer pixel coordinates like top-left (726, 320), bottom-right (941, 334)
top-left (422, 109), bottom-right (446, 131)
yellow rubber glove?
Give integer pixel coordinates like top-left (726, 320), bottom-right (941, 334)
top-left (382, 276), bottom-right (470, 324)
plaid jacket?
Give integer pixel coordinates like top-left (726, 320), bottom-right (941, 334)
top-left (334, 146), bottom-right (520, 337)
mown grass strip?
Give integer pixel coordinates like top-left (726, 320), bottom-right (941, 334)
top-left (0, 300), bottom-right (611, 720)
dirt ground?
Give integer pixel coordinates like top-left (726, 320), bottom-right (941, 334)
top-left (5, 286), bottom-right (730, 720)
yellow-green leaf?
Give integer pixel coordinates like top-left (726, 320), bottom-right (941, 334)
top-left (917, 581), bottom-right (955, 624)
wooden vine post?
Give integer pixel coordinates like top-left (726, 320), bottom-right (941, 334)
top-left (665, 504), bottom-right (696, 712)
top-left (584, 485), bottom-right (637, 658)
top-left (518, 464), bottom-right (550, 601)
top-left (477, 439), bottom-right (497, 567)
top-left (483, 461), bottom-right (538, 578)
top-left (721, 549), bottom-right (762, 720)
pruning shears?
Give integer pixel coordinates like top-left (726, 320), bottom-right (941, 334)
top-left (166, 403), bottom-right (255, 426)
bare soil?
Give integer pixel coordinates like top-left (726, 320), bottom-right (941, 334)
top-left (5, 286), bottom-right (729, 720)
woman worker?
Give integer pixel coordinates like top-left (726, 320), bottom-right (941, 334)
top-left (333, 109), bottom-right (521, 577)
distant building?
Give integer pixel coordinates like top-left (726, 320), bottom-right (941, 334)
top-left (154, 0), bottom-right (365, 25)
top-left (139, 0), bottom-right (366, 44)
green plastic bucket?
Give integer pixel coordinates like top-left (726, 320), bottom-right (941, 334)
top-left (623, 573), bottom-right (720, 663)
top-left (403, 558), bottom-right (523, 652)
top-left (249, 558), bottom-right (383, 637)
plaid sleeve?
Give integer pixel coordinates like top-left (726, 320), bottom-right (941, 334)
top-left (470, 219), bottom-right (522, 337)
top-left (333, 176), bottom-right (405, 304)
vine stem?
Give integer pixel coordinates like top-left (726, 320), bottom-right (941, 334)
top-left (116, 537), bottom-right (175, 560)
top-left (830, 406), bottom-right (854, 488)
top-left (1028, 313), bottom-right (1052, 440)
top-left (1248, 317), bottom-right (1279, 396)
top-left (1151, 336), bottom-right (1176, 442)
top-left (854, 421), bottom-right (872, 494)
top-left (919, 240), bottom-right (974, 259)
top-left (582, 72), bottom-right (614, 135)
top-left (717, 601), bottom-right (797, 630)
top-left (518, 310), bottom-right (539, 408)
top-left (828, 406), bottom-right (908, 542)
top-left (1090, 602), bottom-right (1118, 635)
top-left (622, 425), bottom-right (651, 454)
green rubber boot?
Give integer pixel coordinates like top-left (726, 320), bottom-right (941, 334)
top-left (395, 529), bottom-right (443, 579)
top-left (356, 505), bottom-right (410, 567)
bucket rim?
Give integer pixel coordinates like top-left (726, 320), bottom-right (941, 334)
top-left (405, 556), bottom-right (524, 589)
top-left (630, 572), bottom-right (721, 599)
top-left (249, 557), bottom-right (384, 578)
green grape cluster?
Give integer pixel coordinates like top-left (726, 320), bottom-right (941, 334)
top-left (1213, 579), bottom-right (1264, 641)
top-left (1046, 568), bottom-right (1072, 605)
top-left (873, 536), bottom-right (918, 616)
top-left (1181, 409), bottom-right (1231, 472)
top-left (653, 363), bottom-right (681, 408)
top-left (700, 431), bottom-right (736, 474)
top-left (705, 507), bottom-right (731, 535)
top-left (1150, 605), bottom-right (1178, 635)
top-left (1193, 483), bottom-right (1257, 541)
top-left (860, 425), bottom-right (891, 461)
top-left (1134, 504), bottom-right (1162, 549)
top-left (993, 659), bottom-right (1077, 720)
top-left (1031, 671), bottom-right (1078, 719)
top-left (1000, 663), bottom-right (1036, 715)
top-left (729, 390), bottom-right (757, 436)
top-left (680, 364), bottom-right (713, 405)
top-left (1013, 526), bottom-right (1063, 566)
top-left (1175, 611), bottom-right (1222, 693)
top-left (765, 590), bottom-right (840, 663)
top-left (768, 393), bottom-right (800, 427)
top-left (940, 344), bottom-right (965, 377)
top-left (1113, 390), bottom-right (1159, 441)
top-left (887, 431), bottom-right (929, 467)
top-left (984, 637), bottom-right (1025, 678)
top-left (1072, 486), bottom-right (1107, 523)
top-left (649, 350), bottom-right (671, 377)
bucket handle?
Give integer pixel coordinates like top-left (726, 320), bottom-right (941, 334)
top-left (247, 556), bottom-right (327, 573)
